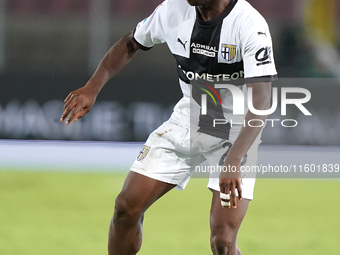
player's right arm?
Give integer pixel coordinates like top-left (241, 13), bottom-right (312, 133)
top-left (60, 32), bottom-right (140, 125)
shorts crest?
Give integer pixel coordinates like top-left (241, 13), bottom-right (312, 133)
top-left (137, 145), bottom-right (151, 161)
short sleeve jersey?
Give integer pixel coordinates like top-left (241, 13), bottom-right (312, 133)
top-left (133, 0), bottom-right (277, 139)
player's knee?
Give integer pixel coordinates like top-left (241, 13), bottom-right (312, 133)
top-left (113, 193), bottom-right (143, 225)
top-left (210, 233), bottom-right (237, 255)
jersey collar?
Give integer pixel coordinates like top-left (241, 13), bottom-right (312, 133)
top-left (196, 0), bottom-right (238, 27)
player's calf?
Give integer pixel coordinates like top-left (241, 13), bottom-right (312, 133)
top-left (209, 191), bottom-right (248, 255)
top-left (210, 229), bottom-right (240, 255)
top-left (108, 193), bottom-right (145, 255)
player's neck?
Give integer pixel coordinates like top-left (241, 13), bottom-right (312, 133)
top-left (197, 0), bottom-right (232, 21)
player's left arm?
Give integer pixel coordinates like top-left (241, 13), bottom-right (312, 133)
top-left (219, 81), bottom-right (271, 208)
top-left (219, 12), bottom-right (277, 208)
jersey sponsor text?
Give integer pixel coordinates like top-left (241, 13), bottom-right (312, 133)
top-left (186, 71), bottom-right (244, 82)
top-left (191, 43), bottom-right (218, 58)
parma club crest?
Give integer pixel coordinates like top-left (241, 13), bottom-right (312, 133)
top-left (137, 145), bottom-right (150, 161)
top-left (221, 44), bottom-right (236, 61)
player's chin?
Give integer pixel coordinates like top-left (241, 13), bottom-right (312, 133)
top-left (187, 0), bottom-right (207, 7)
top-left (186, 0), bottom-right (199, 6)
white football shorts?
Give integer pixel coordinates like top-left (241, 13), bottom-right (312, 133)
top-left (130, 119), bottom-right (261, 200)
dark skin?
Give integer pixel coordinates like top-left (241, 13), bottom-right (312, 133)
top-left (61, 33), bottom-right (139, 124)
top-left (61, 0), bottom-right (271, 254)
top-left (187, 0), bottom-right (232, 20)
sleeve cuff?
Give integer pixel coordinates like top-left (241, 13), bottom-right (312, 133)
top-left (132, 30), bottom-right (153, 51)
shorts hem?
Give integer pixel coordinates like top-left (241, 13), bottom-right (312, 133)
top-left (130, 167), bottom-right (185, 190)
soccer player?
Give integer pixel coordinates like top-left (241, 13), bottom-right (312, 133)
top-left (60, 0), bottom-right (277, 254)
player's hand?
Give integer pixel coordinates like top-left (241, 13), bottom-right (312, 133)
top-left (60, 86), bottom-right (98, 125)
top-left (219, 160), bottom-right (242, 209)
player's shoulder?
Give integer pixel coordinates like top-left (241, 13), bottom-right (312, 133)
top-left (166, 0), bottom-right (191, 8)
top-left (233, 0), bottom-right (268, 26)
top-left (163, 0), bottom-right (194, 16)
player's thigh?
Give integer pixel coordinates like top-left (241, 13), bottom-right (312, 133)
top-left (130, 120), bottom-right (204, 190)
top-left (210, 190), bottom-right (249, 235)
top-left (116, 171), bottom-right (176, 214)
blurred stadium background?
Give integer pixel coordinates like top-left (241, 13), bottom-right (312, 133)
top-left (0, 0), bottom-right (339, 254)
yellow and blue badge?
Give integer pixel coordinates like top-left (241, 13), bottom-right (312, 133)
top-left (137, 145), bottom-right (151, 161)
top-left (221, 44), bottom-right (236, 61)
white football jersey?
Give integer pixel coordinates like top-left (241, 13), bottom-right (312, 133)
top-left (133, 0), bottom-right (277, 139)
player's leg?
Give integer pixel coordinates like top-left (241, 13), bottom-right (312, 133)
top-left (209, 190), bottom-right (249, 255)
top-left (202, 131), bottom-right (260, 255)
top-left (108, 171), bottom-right (175, 255)
top-left (108, 120), bottom-right (200, 254)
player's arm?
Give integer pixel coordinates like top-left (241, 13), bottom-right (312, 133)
top-left (60, 31), bottom-right (140, 125)
top-left (219, 81), bottom-right (271, 208)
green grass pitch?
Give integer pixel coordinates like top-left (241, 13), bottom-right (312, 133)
top-left (0, 170), bottom-right (339, 255)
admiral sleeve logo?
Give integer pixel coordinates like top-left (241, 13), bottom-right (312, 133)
top-left (255, 46), bottom-right (272, 66)
top-left (221, 44), bottom-right (236, 61)
top-left (137, 145), bottom-right (151, 161)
